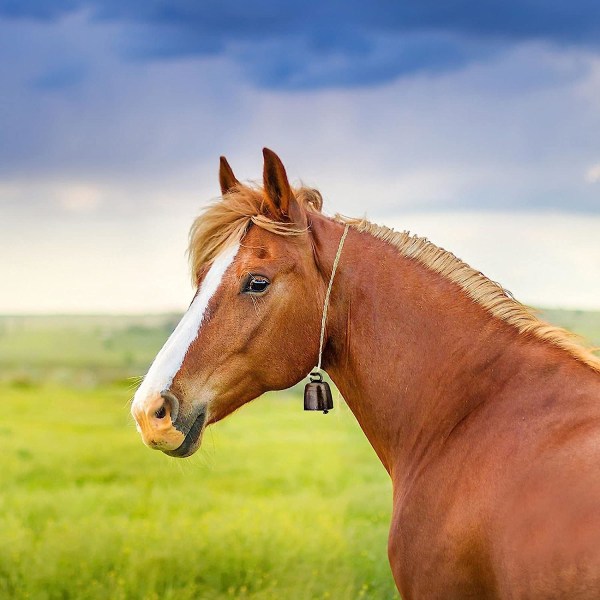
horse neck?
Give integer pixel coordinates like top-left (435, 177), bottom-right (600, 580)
top-left (311, 216), bottom-right (558, 478)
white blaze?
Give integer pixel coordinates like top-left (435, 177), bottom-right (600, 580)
top-left (132, 243), bottom-right (239, 410)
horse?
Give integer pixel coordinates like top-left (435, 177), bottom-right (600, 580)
top-left (131, 148), bottom-right (600, 599)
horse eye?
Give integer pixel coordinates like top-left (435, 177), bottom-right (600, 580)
top-left (242, 275), bottom-right (270, 294)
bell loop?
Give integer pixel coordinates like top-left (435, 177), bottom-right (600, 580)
top-left (309, 371), bottom-right (323, 384)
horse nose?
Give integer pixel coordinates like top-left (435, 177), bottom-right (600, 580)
top-left (131, 389), bottom-right (185, 451)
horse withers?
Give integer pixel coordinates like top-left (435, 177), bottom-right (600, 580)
top-left (131, 149), bottom-right (600, 599)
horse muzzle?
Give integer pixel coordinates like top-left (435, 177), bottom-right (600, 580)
top-left (131, 389), bottom-right (207, 457)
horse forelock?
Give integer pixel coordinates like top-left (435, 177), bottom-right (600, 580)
top-left (188, 183), bottom-right (322, 284)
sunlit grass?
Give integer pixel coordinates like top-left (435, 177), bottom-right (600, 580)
top-left (0, 383), bottom-right (397, 599)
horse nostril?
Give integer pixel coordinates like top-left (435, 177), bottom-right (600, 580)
top-left (160, 389), bottom-right (180, 424)
top-left (155, 404), bottom-right (167, 419)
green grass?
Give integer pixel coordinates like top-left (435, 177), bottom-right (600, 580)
top-left (539, 308), bottom-right (600, 346)
top-left (0, 315), bottom-right (178, 386)
top-left (0, 383), bottom-right (396, 600)
top-left (1, 309), bottom-right (598, 599)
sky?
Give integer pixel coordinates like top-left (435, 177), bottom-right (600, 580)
top-left (1, 1), bottom-right (599, 313)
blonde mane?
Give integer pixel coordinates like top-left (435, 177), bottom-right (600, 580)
top-left (337, 215), bottom-right (600, 373)
top-left (188, 183), bottom-right (600, 372)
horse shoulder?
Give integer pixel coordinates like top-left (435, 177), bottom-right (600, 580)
top-left (387, 366), bottom-right (600, 599)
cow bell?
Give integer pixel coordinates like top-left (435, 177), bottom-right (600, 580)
top-left (304, 372), bottom-right (334, 414)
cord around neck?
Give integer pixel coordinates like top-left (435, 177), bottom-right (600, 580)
top-left (315, 223), bottom-right (350, 372)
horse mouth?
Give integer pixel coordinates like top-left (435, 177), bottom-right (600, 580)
top-left (164, 407), bottom-right (207, 458)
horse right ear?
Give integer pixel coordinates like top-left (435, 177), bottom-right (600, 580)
top-left (262, 147), bottom-right (294, 221)
top-left (219, 156), bottom-right (240, 195)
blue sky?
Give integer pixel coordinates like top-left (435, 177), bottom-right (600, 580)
top-left (1, 1), bottom-right (599, 312)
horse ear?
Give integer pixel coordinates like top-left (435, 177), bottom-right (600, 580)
top-left (262, 148), bottom-right (294, 220)
top-left (219, 156), bottom-right (240, 195)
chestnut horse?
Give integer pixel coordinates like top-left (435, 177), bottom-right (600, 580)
top-left (132, 149), bottom-right (600, 599)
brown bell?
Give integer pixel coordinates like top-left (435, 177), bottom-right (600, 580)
top-left (304, 372), bottom-right (334, 414)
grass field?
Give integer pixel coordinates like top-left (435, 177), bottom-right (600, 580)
top-left (1, 310), bottom-right (599, 599)
top-left (0, 384), bottom-right (395, 599)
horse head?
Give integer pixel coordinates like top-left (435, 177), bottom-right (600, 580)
top-left (131, 149), bottom-right (331, 457)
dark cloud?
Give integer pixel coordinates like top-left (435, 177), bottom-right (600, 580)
top-left (0, 1), bottom-right (599, 217)
top-left (2, 1), bottom-right (600, 88)
top-left (0, 0), bottom-right (79, 20)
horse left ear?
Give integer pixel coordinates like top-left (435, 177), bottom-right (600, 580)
top-left (262, 148), bottom-right (295, 220)
top-left (219, 156), bottom-right (240, 196)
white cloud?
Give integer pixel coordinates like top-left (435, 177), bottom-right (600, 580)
top-left (386, 211), bottom-right (600, 310)
top-left (59, 183), bottom-right (102, 212)
top-left (0, 209), bottom-right (193, 314)
top-left (585, 163), bottom-right (600, 183)
top-left (2, 208), bottom-right (598, 314)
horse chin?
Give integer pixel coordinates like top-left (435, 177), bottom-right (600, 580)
top-left (163, 407), bottom-right (207, 458)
